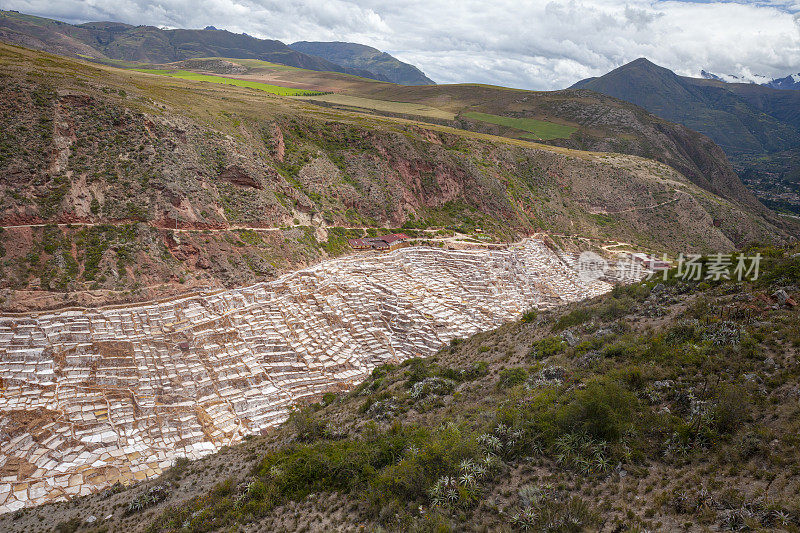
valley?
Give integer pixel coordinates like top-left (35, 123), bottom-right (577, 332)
top-left (0, 9), bottom-right (798, 532)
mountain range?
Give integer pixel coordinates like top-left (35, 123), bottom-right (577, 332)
top-left (701, 69), bottom-right (800, 90)
top-left (571, 58), bottom-right (800, 213)
top-left (0, 10), bottom-right (432, 85)
top-left (0, 41), bottom-right (792, 312)
top-left (289, 41), bottom-right (435, 85)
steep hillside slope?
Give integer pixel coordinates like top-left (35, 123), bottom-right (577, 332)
top-left (0, 44), bottom-right (791, 312)
top-left (0, 43), bottom-right (794, 311)
top-left (571, 58), bottom-right (800, 213)
top-left (0, 11), bottom-right (787, 213)
top-left (289, 41), bottom-right (435, 85)
top-left (0, 10), bottom-right (378, 79)
top-left (3, 247), bottom-right (799, 532)
top-left (177, 58), bottom-right (782, 217)
top-left (329, 82), bottom-right (773, 211)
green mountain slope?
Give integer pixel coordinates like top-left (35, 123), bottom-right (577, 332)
top-left (571, 58), bottom-right (800, 156)
top-left (289, 41), bottom-right (435, 85)
top-left (334, 82), bottom-right (773, 212)
top-left (0, 10), bottom-right (378, 78)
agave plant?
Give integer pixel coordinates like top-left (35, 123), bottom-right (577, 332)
top-left (483, 453), bottom-right (502, 471)
top-left (479, 433), bottom-right (502, 452)
top-left (593, 454), bottom-right (612, 473)
top-left (529, 441), bottom-right (544, 456)
top-left (577, 457), bottom-right (593, 475)
top-left (459, 458), bottom-right (475, 472)
top-left (510, 508), bottom-right (538, 531)
top-left (518, 485), bottom-right (544, 508)
top-left (770, 509), bottom-right (792, 527)
top-left (554, 435), bottom-right (575, 455)
top-left (459, 471), bottom-right (477, 487)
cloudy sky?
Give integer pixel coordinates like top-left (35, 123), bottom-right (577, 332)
top-left (2, 0), bottom-right (799, 89)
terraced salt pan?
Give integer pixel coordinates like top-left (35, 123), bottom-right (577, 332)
top-left (0, 238), bottom-right (612, 512)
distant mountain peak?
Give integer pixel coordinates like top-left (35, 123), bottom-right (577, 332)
top-left (767, 73), bottom-right (800, 90)
top-left (700, 67), bottom-right (798, 90)
top-left (289, 41), bottom-right (435, 85)
top-left (700, 69), bottom-right (725, 82)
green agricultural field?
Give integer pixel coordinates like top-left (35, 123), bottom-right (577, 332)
top-left (211, 57), bottom-right (302, 71)
top-left (462, 111), bottom-right (577, 140)
top-left (134, 69), bottom-right (326, 96)
top-left (297, 93), bottom-right (456, 120)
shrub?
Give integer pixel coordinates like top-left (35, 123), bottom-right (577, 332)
top-left (558, 380), bottom-right (638, 442)
top-left (370, 424), bottom-right (479, 506)
top-left (529, 337), bottom-right (566, 359)
top-left (462, 361), bottom-right (489, 379)
top-left (409, 377), bottom-right (456, 400)
top-left (322, 392), bottom-right (337, 405)
top-left (712, 384), bottom-right (750, 434)
top-left (55, 517), bottom-right (82, 533)
top-left (509, 485), bottom-right (600, 531)
top-left (498, 367), bottom-right (528, 388)
top-left (288, 407), bottom-right (329, 441)
top-left (553, 308), bottom-right (592, 331)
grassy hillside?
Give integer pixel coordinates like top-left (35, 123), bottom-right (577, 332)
top-left (298, 93), bottom-right (456, 119)
top-left (462, 112), bottom-right (577, 140)
top-left (304, 82), bottom-right (776, 211)
top-left (133, 69), bottom-right (327, 96)
top-left (5, 246), bottom-right (800, 532)
top-left (1, 10), bottom-right (787, 215)
top-left (0, 10), bottom-right (378, 79)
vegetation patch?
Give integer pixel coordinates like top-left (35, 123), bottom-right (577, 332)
top-left (462, 111), bottom-right (577, 140)
top-left (134, 69), bottom-right (327, 96)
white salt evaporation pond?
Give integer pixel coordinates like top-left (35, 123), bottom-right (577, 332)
top-left (0, 237), bottom-right (614, 511)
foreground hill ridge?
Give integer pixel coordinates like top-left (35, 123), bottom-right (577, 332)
top-left (0, 238), bottom-right (621, 512)
top-left (2, 247), bottom-right (798, 532)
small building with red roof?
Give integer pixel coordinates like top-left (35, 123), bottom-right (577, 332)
top-left (348, 233), bottom-right (410, 252)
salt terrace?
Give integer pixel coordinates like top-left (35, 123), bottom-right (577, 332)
top-left (0, 238), bottom-right (617, 512)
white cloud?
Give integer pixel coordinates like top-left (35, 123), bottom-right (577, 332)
top-left (0, 0), bottom-right (798, 88)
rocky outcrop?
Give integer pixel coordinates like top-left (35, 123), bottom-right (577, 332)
top-left (218, 165), bottom-right (262, 189)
